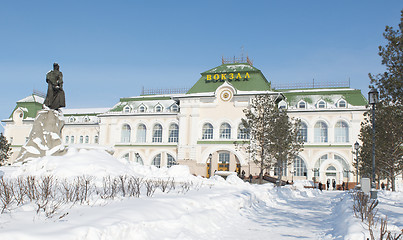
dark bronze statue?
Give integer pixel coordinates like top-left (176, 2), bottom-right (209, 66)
top-left (44, 63), bottom-right (65, 110)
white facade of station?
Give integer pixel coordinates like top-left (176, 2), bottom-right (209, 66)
top-left (2, 62), bottom-right (369, 188)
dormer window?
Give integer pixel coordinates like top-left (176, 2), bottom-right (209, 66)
top-left (171, 104), bottom-right (179, 112)
top-left (278, 100), bottom-right (287, 109)
top-left (298, 101), bottom-right (306, 109)
top-left (123, 105), bottom-right (131, 113)
top-left (139, 105), bottom-right (146, 113)
top-left (318, 100), bottom-right (326, 109)
top-left (338, 100), bottom-right (347, 108)
top-left (155, 105), bottom-right (162, 112)
top-left (83, 116), bottom-right (90, 122)
top-left (69, 116), bottom-right (76, 123)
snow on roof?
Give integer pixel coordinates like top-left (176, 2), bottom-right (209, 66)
top-left (62, 108), bottom-right (110, 115)
top-left (17, 94), bottom-right (44, 104)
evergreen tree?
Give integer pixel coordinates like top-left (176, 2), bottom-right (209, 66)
top-left (358, 10), bottom-right (403, 191)
top-left (369, 10), bottom-right (403, 104)
top-left (0, 133), bottom-right (12, 166)
top-left (240, 95), bottom-right (304, 185)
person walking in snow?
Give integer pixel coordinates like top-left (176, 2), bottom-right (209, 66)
top-left (326, 179), bottom-right (330, 190)
top-left (332, 179), bottom-right (336, 190)
top-left (318, 182), bottom-right (323, 191)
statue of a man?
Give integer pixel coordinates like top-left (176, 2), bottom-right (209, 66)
top-left (44, 63), bottom-right (65, 110)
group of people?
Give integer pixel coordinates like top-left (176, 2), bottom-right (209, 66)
top-left (318, 179), bottom-right (342, 191)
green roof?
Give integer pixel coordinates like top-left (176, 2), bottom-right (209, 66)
top-left (110, 96), bottom-right (172, 112)
top-left (187, 63), bottom-right (271, 94)
top-left (9, 95), bottom-right (43, 119)
top-left (281, 89), bottom-right (368, 106)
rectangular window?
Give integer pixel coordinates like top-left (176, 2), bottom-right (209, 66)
top-left (218, 152), bottom-right (230, 163)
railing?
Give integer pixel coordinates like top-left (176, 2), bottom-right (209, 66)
top-left (272, 80), bottom-right (350, 89)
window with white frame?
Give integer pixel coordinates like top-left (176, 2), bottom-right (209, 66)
top-left (338, 100), bottom-right (347, 108)
top-left (152, 124), bottom-right (163, 142)
top-left (278, 100), bottom-right (287, 109)
top-left (136, 124), bottom-right (147, 143)
top-left (237, 123), bottom-right (250, 139)
top-left (168, 123), bottom-right (179, 143)
top-left (80, 136), bottom-right (84, 144)
top-left (219, 123), bottom-right (231, 139)
top-left (85, 135), bottom-right (89, 144)
top-left (94, 135), bottom-right (99, 144)
top-left (167, 154), bottom-right (177, 168)
top-left (70, 136), bottom-right (75, 144)
top-left (155, 105), bottom-right (162, 112)
top-left (218, 152), bottom-right (230, 163)
top-left (202, 123), bottom-right (213, 139)
top-left (83, 116), bottom-right (90, 122)
top-left (171, 104), bottom-right (179, 112)
top-left (294, 156), bottom-right (307, 177)
top-left (298, 101), bottom-right (306, 109)
top-left (65, 136), bottom-right (69, 144)
top-left (317, 100), bottom-right (326, 109)
top-left (123, 106), bottom-right (131, 113)
top-left (298, 122), bottom-right (308, 142)
top-left (152, 154), bottom-right (161, 168)
top-left (314, 121), bottom-right (328, 142)
top-left (139, 105), bottom-right (146, 113)
top-left (69, 117), bottom-right (76, 123)
top-left (121, 124), bottom-right (131, 143)
top-left (335, 120), bottom-right (349, 143)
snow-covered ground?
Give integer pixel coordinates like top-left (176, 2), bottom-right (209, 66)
top-left (0, 147), bottom-right (401, 240)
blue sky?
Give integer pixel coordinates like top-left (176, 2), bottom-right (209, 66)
top-left (0, 1), bottom-right (402, 129)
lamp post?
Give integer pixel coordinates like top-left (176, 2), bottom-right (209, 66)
top-left (208, 153), bottom-right (212, 178)
top-left (354, 141), bottom-right (360, 187)
top-left (368, 88), bottom-right (379, 199)
top-left (135, 152), bottom-right (140, 164)
top-left (291, 170), bottom-right (295, 184)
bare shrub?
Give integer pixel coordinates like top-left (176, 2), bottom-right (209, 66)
top-left (145, 180), bottom-right (156, 197)
top-left (127, 177), bottom-right (142, 197)
top-left (0, 177), bottom-right (14, 213)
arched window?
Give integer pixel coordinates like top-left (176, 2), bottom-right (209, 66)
top-left (237, 123), bottom-right (250, 139)
top-left (65, 136), bottom-right (69, 144)
top-left (69, 117), bottom-right (76, 123)
top-left (278, 100), bottom-right (287, 109)
top-left (167, 154), bottom-right (177, 168)
top-left (299, 122), bottom-right (308, 142)
top-left (70, 136), bottom-right (75, 144)
top-left (85, 135), bottom-right (89, 144)
top-left (155, 105), bottom-right (162, 112)
top-left (298, 101), bottom-right (306, 109)
top-left (171, 104), bottom-right (179, 112)
top-left (80, 136), bottom-right (84, 144)
top-left (121, 124), bottom-right (131, 143)
top-left (335, 121), bottom-right (349, 143)
top-left (338, 100), bottom-right (347, 108)
top-left (314, 121), bottom-right (328, 142)
top-left (123, 106), bottom-right (131, 113)
top-left (317, 100), bottom-right (326, 109)
top-left (136, 124), bottom-right (147, 143)
top-left (202, 123), bottom-right (213, 139)
top-left (168, 123), bottom-right (179, 143)
top-left (294, 156), bottom-right (307, 177)
top-left (139, 105), bottom-right (146, 113)
top-left (83, 116), bottom-right (90, 122)
top-left (94, 135), bottom-right (99, 144)
top-left (219, 123), bottom-right (231, 139)
top-left (152, 124), bottom-right (163, 142)
top-left (152, 154), bottom-right (161, 168)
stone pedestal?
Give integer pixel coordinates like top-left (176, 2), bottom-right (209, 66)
top-left (16, 109), bottom-right (66, 163)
